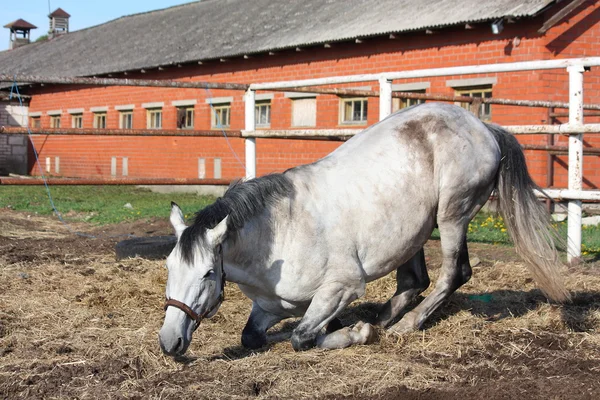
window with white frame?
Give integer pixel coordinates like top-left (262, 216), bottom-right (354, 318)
top-left (255, 101), bottom-right (271, 128)
top-left (454, 85), bottom-right (493, 121)
top-left (340, 98), bottom-right (368, 124)
top-left (212, 104), bottom-right (231, 128)
top-left (72, 114), bottom-right (83, 128)
top-left (147, 108), bottom-right (162, 129)
top-left (292, 98), bottom-right (317, 127)
top-left (50, 115), bottom-right (61, 128)
top-left (120, 111), bottom-right (133, 129)
top-left (177, 106), bottom-right (194, 129)
top-left (93, 112), bottom-right (107, 129)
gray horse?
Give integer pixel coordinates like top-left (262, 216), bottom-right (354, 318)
top-left (159, 103), bottom-right (569, 356)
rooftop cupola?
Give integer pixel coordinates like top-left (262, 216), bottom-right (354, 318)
top-left (49, 8), bottom-right (71, 38)
top-left (4, 19), bottom-right (37, 49)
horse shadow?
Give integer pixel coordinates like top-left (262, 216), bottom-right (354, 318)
top-left (209, 288), bottom-right (600, 361)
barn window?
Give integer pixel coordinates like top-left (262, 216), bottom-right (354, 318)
top-left (255, 101), bottom-right (271, 128)
top-left (50, 115), bottom-right (61, 128)
top-left (340, 98), bottom-right (368, 124)
top-left (147, 108), bottom-right (162, 129)
top-left (292, 98), bottom-right (316, 127)
top-left (120, 111), bottom-right (133, 129)
top-left (393, 90), bottom-right (426, 111)
top-left (177, 106), bottom-right (194, 129)
top-left (93, 112), bottom-right (107, 129)
top-left (72, 114), bottom-right (83, 128)
top-left (212, 104), bottom-right (230, 128)
top-left (30, 116), bottom-right (41, 128)
top-left (454, 85), bottom-right (493, 120)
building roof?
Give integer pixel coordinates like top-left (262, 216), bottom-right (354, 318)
top-left (49, 8), bottom-right (71, 18)
top-left (3, 19), bottom-right (38, 30)
top-left (0, 0), bottom-right (557, 78)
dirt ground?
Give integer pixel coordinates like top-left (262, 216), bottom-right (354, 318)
top-left (0, 209), bottom-right (599, 399)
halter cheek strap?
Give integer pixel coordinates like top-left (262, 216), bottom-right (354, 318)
top-left (164, 245), bottom-right (226, 331)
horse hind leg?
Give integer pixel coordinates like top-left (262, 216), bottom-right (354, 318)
top-left (376, 248), bottom-right (430, 328)
top-left (389, 222), bottom-right (471, 334)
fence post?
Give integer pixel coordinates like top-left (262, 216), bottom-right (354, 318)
top-left (244, 89), bottom-right (256, 179)
top-left (567, 64), bottom-right (584, 264)
top-left (379, 78), bottom-right (393, 121)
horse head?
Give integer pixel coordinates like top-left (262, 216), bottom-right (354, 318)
top-left (158, 202), bottom-right (228, 356)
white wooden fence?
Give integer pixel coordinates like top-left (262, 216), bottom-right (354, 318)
top-left (243, 57), bottom-right (600, 263)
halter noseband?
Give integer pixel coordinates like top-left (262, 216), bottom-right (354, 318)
top-left (164, 245), bottom-right (226, 331)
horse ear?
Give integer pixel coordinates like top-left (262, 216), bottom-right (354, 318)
top-left (208, 216), bottom-right (229, 245)
top-left (170, 202), bottom-right (187, 239)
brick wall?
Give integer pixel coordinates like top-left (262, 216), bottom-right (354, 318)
top-left (23, 2), bottom-right (600, 188)
top-left (0, 100), bottom-right (28, 175)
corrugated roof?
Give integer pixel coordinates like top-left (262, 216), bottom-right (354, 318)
top-left (0, 0), bottom-right (557, 78)
top-left (3, 19), bottom-right (38, 30)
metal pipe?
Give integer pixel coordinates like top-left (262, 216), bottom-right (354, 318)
top-left (250, 57), bottom-right (600, 90)
top-left (1, 127), bottom-right (243, 137)
top-left (244, 89), bottom-right (256, 179)
top-left (546, 107), bottom-right (555, 212)
top-left (278, 86), bottom-right (600, 110)
top-left (0, 74), bottom-right (250, 91)
top-left (567, 65), bottom-right (585, 264)
top-left (0, 177), bottom-right (233, 185)
top-left (521, 144), bottom-right (600, 155)
top-left (379, 78), bottom-right (393, 120)
top-left (550, 111), bottom-right (600, 118)
top-left (504, 124), bottom-right (600, 134)
top-left (537, 188), bottom-right (600, 202)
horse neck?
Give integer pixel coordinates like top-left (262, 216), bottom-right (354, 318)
top-left (221, 216), bottom-right (275, 285)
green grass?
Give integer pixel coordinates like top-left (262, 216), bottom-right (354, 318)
top-left (1, 185), bottom-right (599, 256)
top-left (431, 212), bottom-right (600, 256)
top-left (0, 186), bottom-right (215, 225)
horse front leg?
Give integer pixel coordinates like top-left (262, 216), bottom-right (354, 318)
top-left (241, 302), bottom-right (285, 349)
top-left (291, 281), bottom-right (367, 351)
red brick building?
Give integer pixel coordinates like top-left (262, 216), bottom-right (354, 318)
top-left (0, 0), bottom-right (599, 188)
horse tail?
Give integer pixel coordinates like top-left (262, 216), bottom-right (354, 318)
top-left (485, 123), bottom-right (570, 302)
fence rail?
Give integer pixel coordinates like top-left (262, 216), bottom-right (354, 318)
top-left (3, 57), bottom-right (600, 263)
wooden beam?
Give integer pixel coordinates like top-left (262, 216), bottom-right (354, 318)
top-left (538, 0), bottom-right (588, 34)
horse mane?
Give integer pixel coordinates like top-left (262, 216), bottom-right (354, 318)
top-left (179, 173), bottom-right (294, 263)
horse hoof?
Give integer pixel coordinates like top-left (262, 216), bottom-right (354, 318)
top-left (388, 322), bottom-right (416, 335)
top-left (291, 331), bottom-right (316, 352)
top-left (359, 323), bottom-right (377, 344)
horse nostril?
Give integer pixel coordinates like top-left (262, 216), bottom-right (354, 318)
top-left (159, 334), bottom-right (184, 356)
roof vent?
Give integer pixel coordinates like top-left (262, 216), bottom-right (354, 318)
top-left (49, 8), bottom-right (71, 38)
top-left (4, 19), bottom-right (37, 49)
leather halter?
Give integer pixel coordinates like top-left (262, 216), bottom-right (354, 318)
top-left (164, 245), bottom-right (226, 331)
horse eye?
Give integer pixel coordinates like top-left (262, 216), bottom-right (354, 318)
top-left (203, 270), bottom-right (214, 279)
